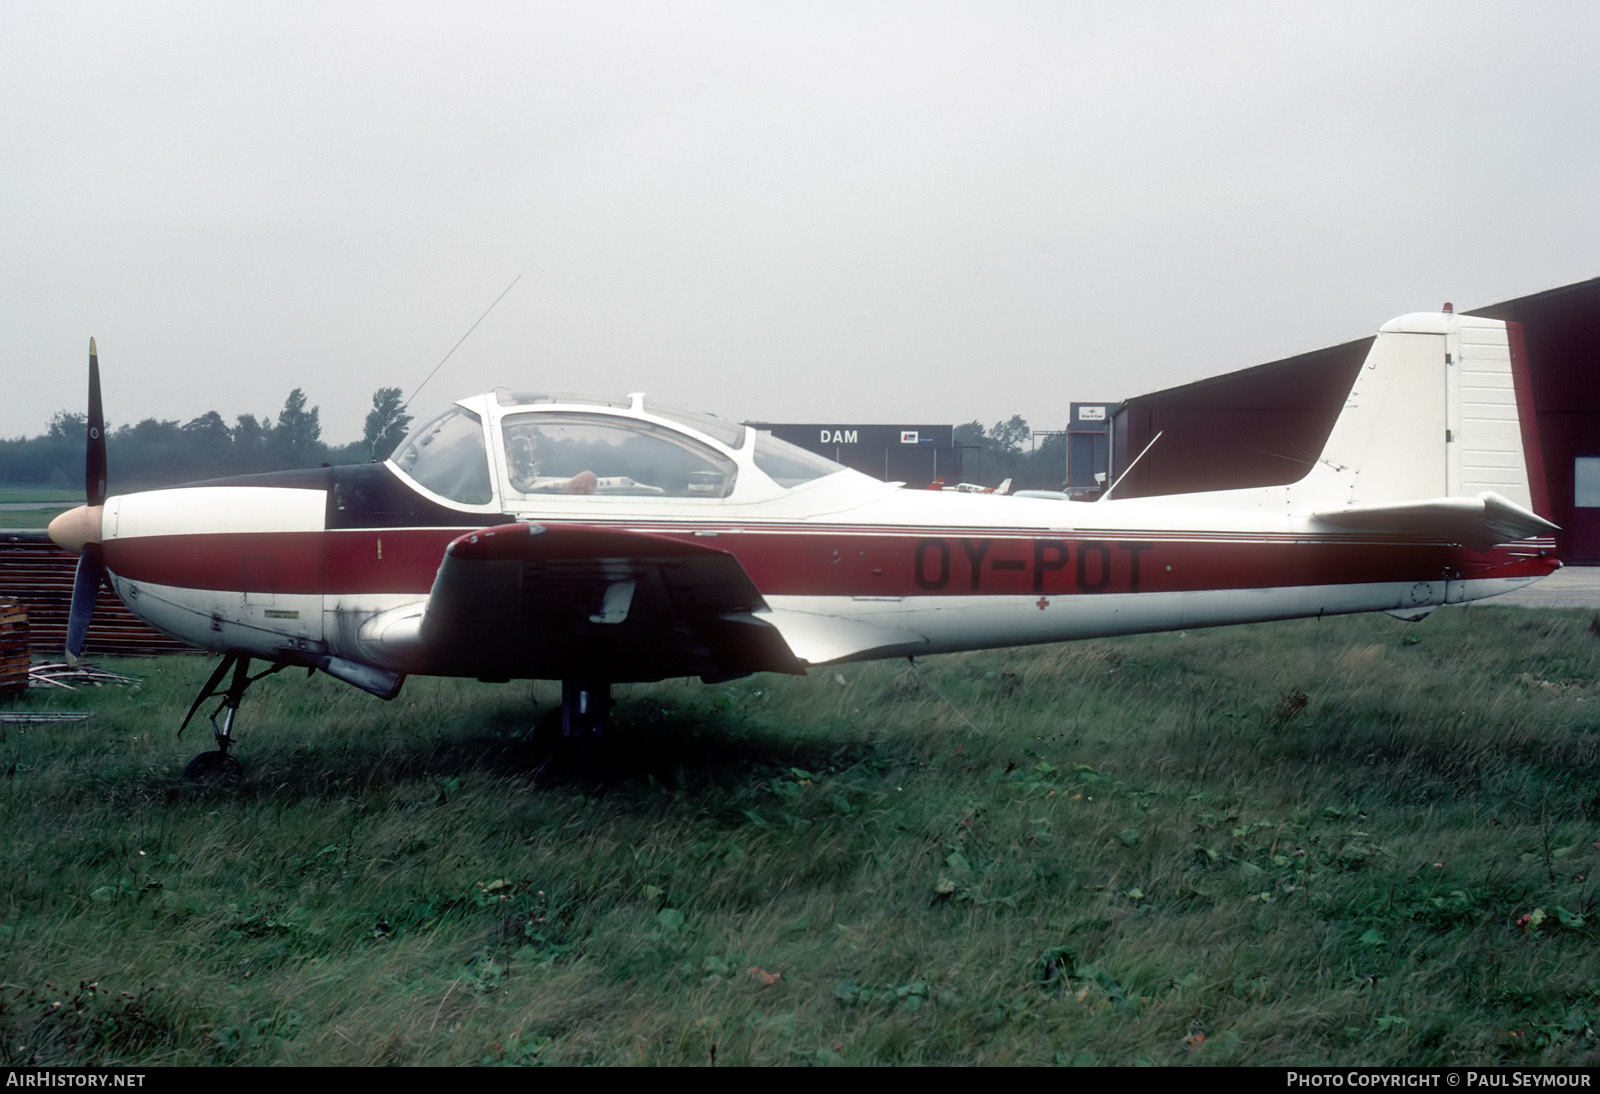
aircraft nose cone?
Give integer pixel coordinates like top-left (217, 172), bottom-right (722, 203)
top-left (48, 504), bottom-right (103, 555)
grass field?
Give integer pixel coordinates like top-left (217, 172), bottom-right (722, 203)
top-left (0, 487), bottom-right (78, 531)
top-left (3, 606), bottom-right (1600, 1066)
top-left (0, 488), bottom-right (78, 500)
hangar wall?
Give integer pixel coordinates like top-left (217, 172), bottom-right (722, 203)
top-left (1470, 279), bottom-right (1600, 563)
top-left (1109, 339), bottom-right (1371, 497)
top-left (746, 422), bottom-right (964, 486)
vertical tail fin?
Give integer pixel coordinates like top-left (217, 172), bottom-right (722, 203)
top-left (1303, 309), bottom-right (1557, 550)
top-left (1308, 310), bottom-right (1545, 515)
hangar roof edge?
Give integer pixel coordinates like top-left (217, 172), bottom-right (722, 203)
top-left (1120, 274), bottom-right (1600, 412)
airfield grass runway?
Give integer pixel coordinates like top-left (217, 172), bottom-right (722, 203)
top-left (1489, 565), bottom-right (1600, 610)
top-left (3, 602), bottom-right (1599, 1066)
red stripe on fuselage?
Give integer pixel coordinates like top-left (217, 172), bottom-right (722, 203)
top-left (100, 524), bottom-right (1557, 599)
top-left (105, 529), bottom-right (464, 596)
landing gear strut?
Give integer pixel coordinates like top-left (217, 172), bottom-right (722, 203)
top-left (534, 679), bottom-right (612, 746)
top-left (560, 679), bottom-right (611, 737)
top-left (178, 655), bottom-right (288, 783)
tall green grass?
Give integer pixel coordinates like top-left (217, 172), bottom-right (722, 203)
top-left (3, 606), bottom-right (1599, 1065)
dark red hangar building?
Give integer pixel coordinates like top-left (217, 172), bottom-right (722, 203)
top-left (1109, 276), bottom-right (1600, 564)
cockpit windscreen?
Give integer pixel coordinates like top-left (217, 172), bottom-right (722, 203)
top-left (390, 405), bottom-right (493, 505)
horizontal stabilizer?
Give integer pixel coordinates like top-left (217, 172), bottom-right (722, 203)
top-left (1312, 491), bottom-right (1558, 553)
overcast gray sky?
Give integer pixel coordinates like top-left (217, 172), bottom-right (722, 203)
top-left (5, 1), bottom-right (1597, 446)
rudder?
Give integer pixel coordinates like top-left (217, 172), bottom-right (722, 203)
top-left (1309, 310), bottom-right (1544, 515)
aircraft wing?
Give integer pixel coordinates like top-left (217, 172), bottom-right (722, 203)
top-left (1312, 491), bottom-right (1559, 553)
top-left (366, 522), bottom-right (808, 683)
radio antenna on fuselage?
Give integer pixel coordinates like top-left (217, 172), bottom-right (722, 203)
top-left (403, 273), bottom-right (523, 413)
top-left (367, 275), bottom-right (523, 461)
top-left (1097, 430), bottom-right (1162, 502)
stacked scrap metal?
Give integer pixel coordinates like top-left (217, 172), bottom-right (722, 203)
top-left (0, 533), bottom-right (193, 656)
top-left (28, 661), bottom-right (139, 689)
top-left (0, 597), bottom-right (26, 696)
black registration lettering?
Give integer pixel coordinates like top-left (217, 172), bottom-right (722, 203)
top-left (1032, 539), bottom-right (1069, 594)
top-left (915, 538), bottom-right (951, 590)
top-left (1122, 542), bottom-right (1152, 593)
top-left (1075, 541), bottom-right (1112, 592)
top-left (959, 539), bottom-right (991, 591)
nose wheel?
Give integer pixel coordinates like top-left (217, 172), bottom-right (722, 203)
top-left (183, 748), bottom-right (244, 786)
top-left (178, 655), bottom-right (288, 783)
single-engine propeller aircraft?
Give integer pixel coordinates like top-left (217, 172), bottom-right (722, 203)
top-left (49, 309), bottom-right (1560, 779)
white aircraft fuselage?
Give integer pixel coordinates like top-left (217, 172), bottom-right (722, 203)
top-left (49, 310), bottom-right (1561, 721)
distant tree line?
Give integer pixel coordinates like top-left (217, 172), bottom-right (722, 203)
top-left (2, 391), bottom-right (1081, 494)
top-left (955, 414), bottom-right (1073, 491)
top-left (0, 388), bottom-right (412, 492)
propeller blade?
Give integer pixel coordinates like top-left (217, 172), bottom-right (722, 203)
top-left (65, 541), bottom-right (104, 659)
top-left (86, 338), bottom-right (107, 507)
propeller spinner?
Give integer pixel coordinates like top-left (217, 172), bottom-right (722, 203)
top-left (47, 339), bottom-right (109, 659)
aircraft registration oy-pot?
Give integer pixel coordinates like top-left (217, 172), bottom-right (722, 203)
top-left (49, 309), bottom-right (1560, 780)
